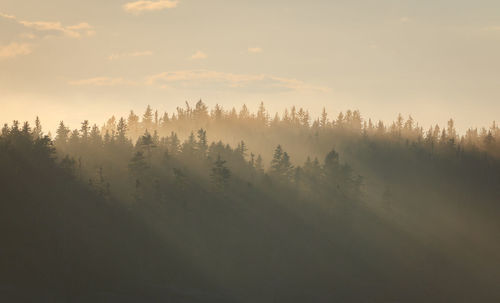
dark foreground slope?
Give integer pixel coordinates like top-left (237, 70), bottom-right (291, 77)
top-left (2, 123), bottom-right (500, 302)
top-left (0, 130), bottom-right (228, 302)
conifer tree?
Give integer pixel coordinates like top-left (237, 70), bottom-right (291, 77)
top-left (116, 117), bottom-right (128, 144)
top-left (33, 116), bottom-right (43, 139)
top-left (55, 121), bottom-right (70, 146)
top-left (211, 154), bottom-right (231, 191)
top-left (143, 105), bottom-right (154, 131)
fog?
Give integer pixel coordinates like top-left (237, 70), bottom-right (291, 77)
top-left (1, 101), bottom-right (499, 301)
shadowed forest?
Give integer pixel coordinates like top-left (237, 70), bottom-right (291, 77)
top-left (1, 100), bottom-right (500, 302)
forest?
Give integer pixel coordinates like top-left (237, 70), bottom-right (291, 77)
top-left (1, 100), bottom-right (500, 302)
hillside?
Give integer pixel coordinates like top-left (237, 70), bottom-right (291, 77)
top-left (1, 103), bottom-right (500, 302)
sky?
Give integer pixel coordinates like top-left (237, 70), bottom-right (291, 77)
top-left (1, 0), bottom-right (499, 133)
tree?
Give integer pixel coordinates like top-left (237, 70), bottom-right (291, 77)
top-left (236, 140), bottom-right (248, 160)
top-left (211, 104), bottom-right (223, 120)
top-left (181, 132), bottom-right (197, 158)
top-left (60, 155), bottom-right (76, 176)
top-left (1, 123), bottom-right (9, 136)
top-left (194, 100), bottom-right (209, 120)
top-left (33, 116), bottom-right (43, 139)
top-left (255, 154), bottom-right (264, 173)
top-left (270, 145), bottom-right (293, 179)
top-left (323, 149), bottom-right (340, 175)
top-left (127, 111), bottom-right (140, 138)
top-left (447, 119), bottom-right (457, 145)
top-left (167, 132), bottom-right (180, 155)
top-left (239, 104), bottom-right (250, 120)
top-left (55, 121), bottom-right (70, 146)
top-left (320, 108), bottom-right (328, 128)
top-left (129, 151), bottom-right (149, 178)
top-left (68, 129), bottom-right (80, 147)
top-left (323, 149), bottom-right (361, 196)
top-left (80, 120), bottom-right (90, 142)
top-left (257, 102), bottom-right (267, 124)
top-left (197, 128), bottom-right (208, 157)
top-left (90, 124), bottom-right (102, 147)
top-left (211, 154), bottom-right (231, 191)
top-left (116, 117), bottom-right (128, 144)
top-left (271, 145), bottom-right (284, 172)
top-left (143, 105), bottom-right (154, 131)
top-left (336, 112), bottom-right (344, 127)
top-left (137, 130), bottom-right (156, 162)
top-left (249, 153), bottom-right (255, 167)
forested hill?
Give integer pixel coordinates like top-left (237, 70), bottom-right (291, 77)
top-left (1, 101), bottom-right (500, 302)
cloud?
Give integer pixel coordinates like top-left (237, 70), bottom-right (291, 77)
top-left (0, 42), bottom-right (32, 59)
top-left (482, 26), bottom-right (500, 32)
top-left (0, 12), bottom-right (94, 38)
top-left (123, 0), bottom-right (179, 14)
top-left (248, 47), bottom-right (263, 54)
top-left (69, 70), bottom-right (329, 93)
top-left (19, 33), bottom-right (36, 40)
top-left (0, 12), bottom-right (16, 20)
top-left (190, 50), bottom-right (207, 60)
top-left (399, 17), bottom-right (411, 23)
top-left (108, 50), bottom-right (153, 61)
top-left (69, 77), bottom-right (134, 87)
top-left (147, 70), bottom-right (329, 92)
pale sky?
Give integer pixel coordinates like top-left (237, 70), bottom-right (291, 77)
top-left (1, 0), bottom-right (500, 133)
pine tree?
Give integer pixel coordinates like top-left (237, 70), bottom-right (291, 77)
top-left (168, 132), bottom-right (180, 155)
top-left (55, 121), bottom-right (70, 146)
top-left (249, 153), bottom-right (255, 167)
top-left (270, 145), bottom-right (293, 178)
top-left (236, 140), bottom-right (248, 159)
top-left (255, 154), bottom-right (264, 173)
top-left (143, 105), bottom-right (154, 131)
top-left (90, 124), bottom-right (102, 147)
top-left (116, 117), bottom-right (128, 144)
top-left (33, 116), bottom-right (43, 139)
top-left (194, 100), bottom-right (209, 120)
top-left (197, 128), bottom-right (208, 157)
top-left (320, 107), bottom-right (328, 128)
top-left (212, 104), bottom-right (223, 120)
top-left (80, 120), bottom-right (90, 141)
top-left (239, 104), bottom-right (250, 120)
top-left (68, 129), bottom-right (80, 147)
top-left (257, 102), bottom-right (267, 124)
top-left (271, 145), bottom-right (284, 172)
top-left (127, 110), bottom-right (140, 137)
top-left (129, 151), bottom-right (149, 178)
top-left (324, 149), bottom-right (340, 176)
top-left (211, 154), bottom-right (231, 191)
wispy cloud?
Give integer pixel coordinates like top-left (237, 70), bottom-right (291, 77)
top-left (248, 47), bottom-right (263, 54)
top-left (147, 70), bottom-right (329, 92)
top-left (190, 50), bottom-right (207, 60)
top-left (0, 42), bottom-right (32, 59)
top-left (123, 0), bottom-right (179, 14)
top-left (0, 12), bottom-right (16, 20)
top-left (108, 50), bottom-right (153, 61)
top-left (399, 17), bottom-right (411, 23)
top-left (70, 70), bottom-right (329, 92)
top-left (69, 77), bottom-right (135, 87)
top-left (482, 26), bottom-right (500, 32)
top-left (19, 33), bottom-right (36, 40)
top-left (0, 12), bottom-right (94, 38)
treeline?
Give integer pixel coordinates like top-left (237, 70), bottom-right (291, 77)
top-left (2, 119), bottom-right (362, 205)
top-left (89, 101), bottom-right (499, 159)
